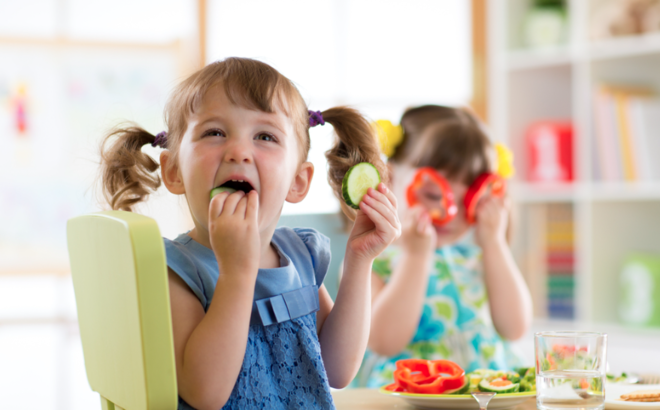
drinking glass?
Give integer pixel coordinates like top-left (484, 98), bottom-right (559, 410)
top-left (535, 331), bottom-right (607, 410)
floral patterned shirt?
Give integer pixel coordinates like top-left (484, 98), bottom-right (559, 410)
top-left (358, 237), bottom-right (524, 388)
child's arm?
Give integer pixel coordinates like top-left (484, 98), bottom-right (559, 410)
top-left (316, 183), bottom-right (400, 388)
top-left (476, 196), bottom-right (532, 340)
top-left (368, 205), bottom-right (436, 356)
top-left (169, 190), bottom-right (260, 410)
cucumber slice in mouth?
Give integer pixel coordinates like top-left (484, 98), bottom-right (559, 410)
top-left (342, 162), bottom-right (381, 209)
top-left (210, 180), bottom-right (254, 199)
top-left (210, 186), bottom-right (237, 199)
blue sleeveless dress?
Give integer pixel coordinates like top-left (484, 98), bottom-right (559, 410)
top-left (164, 227), bottom-right (335, 410)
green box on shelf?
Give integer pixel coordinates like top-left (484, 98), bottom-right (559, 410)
top-left (618, 253), bottom-right (660, 328)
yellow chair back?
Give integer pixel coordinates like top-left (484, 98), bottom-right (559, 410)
top-left (67, 211), bottom-right (177, 410)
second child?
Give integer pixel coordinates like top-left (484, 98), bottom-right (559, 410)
top-left (364, 105), bottom-right (532, 388)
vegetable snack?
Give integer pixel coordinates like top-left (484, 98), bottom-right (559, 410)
top-left (385, 361), bottom-right (536, 395)
top-left (405, 167), bottom-right (505, 226)
top-left (342, 162), bottom-right (381, 209)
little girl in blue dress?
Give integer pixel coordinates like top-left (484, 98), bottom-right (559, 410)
top-left (98, 57), bottom-right (401, 409)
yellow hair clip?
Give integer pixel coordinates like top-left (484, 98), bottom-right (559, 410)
top-left (494, 142), bottom-right (515, 179)
top-left (372, 119), bottom-right (403, 158)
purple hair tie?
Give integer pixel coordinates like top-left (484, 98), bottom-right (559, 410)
top-left (308, 110), bottom-right (325, 128)
top-left (152, 131), bottom-right (168, 148)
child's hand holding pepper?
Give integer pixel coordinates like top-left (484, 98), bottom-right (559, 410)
top-left (474, 196), bottom-right (509, 248)
top-left (400, 204), bottom-right (437, 257)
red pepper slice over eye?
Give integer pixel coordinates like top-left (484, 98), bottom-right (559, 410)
top-left (392, 359), bottom-right (467, 394)
top-left (406, 167), bottom-right (458, 226)
top-left (463, 172), bottom-right (506, 224)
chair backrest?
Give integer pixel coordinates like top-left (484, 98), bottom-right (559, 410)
top-left (67, 211), bottom-right (177, 410)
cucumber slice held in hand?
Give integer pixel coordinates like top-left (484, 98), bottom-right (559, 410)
top-left (210, 186), bottom-right (237, 199)
top-left (342, 162), bottom-right (381, 209)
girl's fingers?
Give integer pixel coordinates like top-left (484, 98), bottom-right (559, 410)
top-left (417, 212), bottom-right (430, 234)
top-left (377, 183), bottom-right (398, 209)
top-left (209, 191), bottom-right (231, 218)
top-left (220, 190), bottom-right (246, 216)
top-left (359, 200), bottom-right (390, 232)
top-left (367, 186), bottom-right (397, 215)
top-left (234, 192), bottom-right (248, 217)
top-left (245, 190), bottom-right (259, 221)
top-left (362, 189), bottom-right (399, 229)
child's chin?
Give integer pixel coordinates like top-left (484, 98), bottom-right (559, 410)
top-left (433, 225), bottom-right (468, 247)
top-left (434, 228), bottom-right (456, 247)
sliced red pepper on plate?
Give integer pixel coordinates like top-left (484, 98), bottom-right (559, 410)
top-left (406, 167), bottom-right (457, 226)
top-left (392, 359), bottom-right (467, 394)
top-left (463, 172), bottom-right (506, 224)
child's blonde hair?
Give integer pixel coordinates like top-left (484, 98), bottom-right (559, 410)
top-left (99, 57), bottom-right (386, 219)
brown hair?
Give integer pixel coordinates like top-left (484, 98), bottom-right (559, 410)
top-left (389, 105), bottom-right (494, 186)
top-left (389, 105), bottom-right (460, 165)
top-left (99, 57), bottom-right (385, 218)
top-left (408, 109), bottom-right (495, 186)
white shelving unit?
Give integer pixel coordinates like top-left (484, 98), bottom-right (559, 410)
top-left (488, 0), bottom-right (660, 324)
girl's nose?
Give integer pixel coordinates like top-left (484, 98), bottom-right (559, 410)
top-left (224, 138), bottom-right (253, 163)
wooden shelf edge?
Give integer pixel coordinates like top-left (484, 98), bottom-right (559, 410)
top-left (589, 32), bottom-right (660, 62)
top-left (511, 182), bottom-right (660, 203)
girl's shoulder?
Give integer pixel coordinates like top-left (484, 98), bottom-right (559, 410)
top-left (163, 233), bottom-right (216, 309)
top-left (273, 226), bottom-right (331, 287)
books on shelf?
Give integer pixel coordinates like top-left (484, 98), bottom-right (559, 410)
top-left (546, 204), bottom-right (574, 319)
top-left (593, 85), bottom-right (660, 182)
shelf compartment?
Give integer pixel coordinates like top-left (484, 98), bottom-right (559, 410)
top-left (589, 32), bottom-right (660, 62)
top-left (507, 47), bottom-right (573, 71)
top-left (511, 182), bottom-right (577, 203)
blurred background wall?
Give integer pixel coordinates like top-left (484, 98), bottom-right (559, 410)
top-left (2, 1), bottom-right (660, 409)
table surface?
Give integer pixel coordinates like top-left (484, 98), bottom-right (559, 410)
top-left (332, 388), bottom-right (537, 410)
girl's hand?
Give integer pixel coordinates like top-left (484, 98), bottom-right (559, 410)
top-left (474, 196), bottom-right (508, 247)
top-left (208, 190), bottom-right (260, 275)
top-left (347, 183), bottom-right (401, 262)
top-left (400, 205), bottom-right (437, 257)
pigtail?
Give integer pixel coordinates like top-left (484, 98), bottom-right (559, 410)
top-left (322, 106), bottom-right (389, 221)
top-left (99, 125), bottom-right (162, 212)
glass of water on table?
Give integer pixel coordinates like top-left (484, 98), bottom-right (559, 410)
top-left (535, 331), bottom-right (607, 410)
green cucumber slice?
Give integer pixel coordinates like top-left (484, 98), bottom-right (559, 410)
top-left (210, 186), bottom-right (237, 199)
top-left (342, 162), bottom-right (381, 209)
top-left (478, 379), bottom-right (520, 393)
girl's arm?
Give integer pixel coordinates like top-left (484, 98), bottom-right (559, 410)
top-left (170, 190), bottom-right (260, 410)
top-left (476, 197), bottom-right (532, 340)
top-left (317, 183), bottom-right (400, 388)
top-left (368, 205), bottom-right (436, 356)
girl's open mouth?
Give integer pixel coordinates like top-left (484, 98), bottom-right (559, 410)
top-left (217, 179), bottom-right (254, 194)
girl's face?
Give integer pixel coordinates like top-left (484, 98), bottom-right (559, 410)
top-left (392, 164), bottom-right (470, 248)
top-left (167, 85), bottom-right (309, 239)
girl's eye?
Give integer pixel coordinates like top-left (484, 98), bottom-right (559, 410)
top-left (255, 133), bottom-right (275, 142)
top-left (204, 129), bottom-right (225, 137)
top-left (423, 192), bottom-right (443, 201)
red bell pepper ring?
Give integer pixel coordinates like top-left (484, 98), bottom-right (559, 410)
top-left (463, 172), bottom-right (506, 224)
top-left (392, 359), bottom-right (467, 394)
top-left (406, 167), bottom-right (458, 226)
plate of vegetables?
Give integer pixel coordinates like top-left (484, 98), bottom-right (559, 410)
top-left (380, 359), bottom-right (536, 409)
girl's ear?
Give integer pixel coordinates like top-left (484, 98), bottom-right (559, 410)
top-left (160, 151), bottom-right (185, 195)
top-left (286, 161), bottom-right (314, 203)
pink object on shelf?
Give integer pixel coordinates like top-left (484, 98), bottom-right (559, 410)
top-left (527, 122), bottom-right (573, 182)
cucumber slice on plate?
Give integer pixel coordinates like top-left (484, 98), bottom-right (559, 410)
top-left (478, 378), bottom-right (520, 394)
top-left (342, 162), bottom-right (381, 209)
top-left (210, 186), bottom-right (237, 199)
